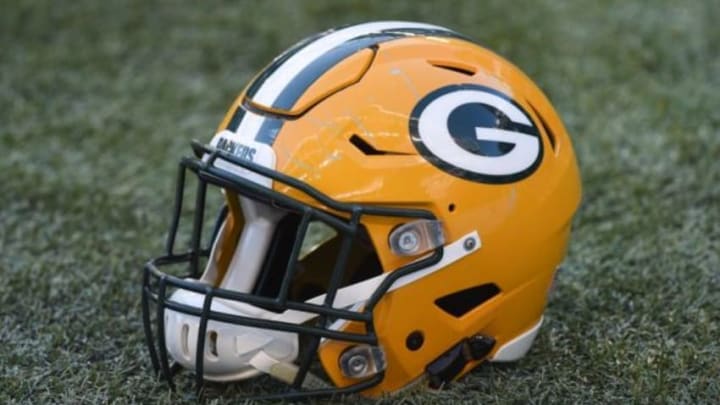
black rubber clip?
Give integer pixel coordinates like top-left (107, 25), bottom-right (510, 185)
top-left (426, 334), bottom-right (495, 389)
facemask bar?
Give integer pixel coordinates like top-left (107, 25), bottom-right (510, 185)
top-left (141, 140), bottom-right (443, 401)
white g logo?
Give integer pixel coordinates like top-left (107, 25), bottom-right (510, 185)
top-left (410, 84), bottom-right (543, 183)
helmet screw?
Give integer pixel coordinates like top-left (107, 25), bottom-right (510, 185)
top-left (463, 237), bottom-right (476, 251)
top-left (398, 229), bottom-right (420, 253)
top-left (347, 354), bottom-right (369, 376)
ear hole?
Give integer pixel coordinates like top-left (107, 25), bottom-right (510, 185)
top-left (406, 330), bottom-right (424, 351)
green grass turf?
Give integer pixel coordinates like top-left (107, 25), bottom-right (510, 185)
top-left (1, 0), bottom-right (719, 403)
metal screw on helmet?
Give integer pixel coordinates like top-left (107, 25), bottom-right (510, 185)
top-left (398, 229), bottom-right (420, 252)
top-left (348, 354), bottom-right (369, 375)
top-left (463, 237), bottom-right (476, 251)
top-left (389, 219), bottom-right (446, 257)
top-left (339, 345), bottom-right (387, 379)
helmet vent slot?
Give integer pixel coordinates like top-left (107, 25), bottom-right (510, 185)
top-left (207, 331), bottom-right (219, 359)
top-left (527, 102), bottom-right (557, 152)
top-left (435, 283), bottom-right (500, 318)
top-left (349, 134), bottom-right (411, 156)
top-left (181, 324), bottom-right (190, 358)
top-left (428, 60), bottom-right (476, 76)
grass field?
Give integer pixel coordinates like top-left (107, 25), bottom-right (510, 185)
top-left (1, 1), bottom-right (719, 403)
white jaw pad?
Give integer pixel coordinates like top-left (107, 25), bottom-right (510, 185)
top-left (164, 288), bottom-right (299, 382)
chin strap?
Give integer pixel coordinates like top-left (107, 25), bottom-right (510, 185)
top-left (249, 351), bottom-right (329, 390)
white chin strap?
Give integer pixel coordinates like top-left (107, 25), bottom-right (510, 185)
top-left (163, 220), bottom-right (481, 384)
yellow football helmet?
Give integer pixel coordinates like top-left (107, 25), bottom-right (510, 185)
top-left (142, 21), bottom-right (582, 400)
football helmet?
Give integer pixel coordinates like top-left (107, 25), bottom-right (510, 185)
top-left (141, 21), bottom-right (582, 400)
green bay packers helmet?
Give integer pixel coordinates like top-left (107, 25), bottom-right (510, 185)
top-left (141, 21), bottom-right (581, 400)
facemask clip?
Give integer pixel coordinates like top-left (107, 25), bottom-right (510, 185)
top-left (389, 220), bottom-right (445, 257)
top-left (339, 345), bottom-right (387, 379)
